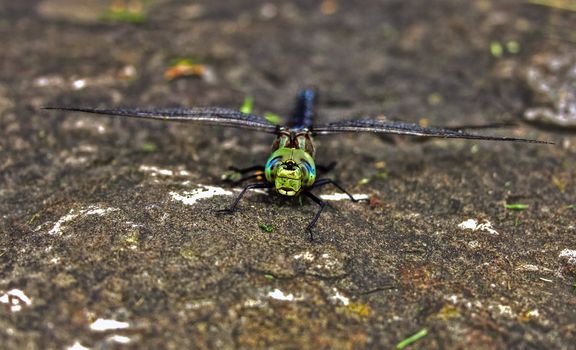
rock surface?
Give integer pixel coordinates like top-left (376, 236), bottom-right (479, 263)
top-left (1, 0), bottom-right (575, 349)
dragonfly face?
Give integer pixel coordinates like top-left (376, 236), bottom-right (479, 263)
top-left (275, 161), bottom-right (303, 196)
top-left (265, 147), bottom-right (316, 197)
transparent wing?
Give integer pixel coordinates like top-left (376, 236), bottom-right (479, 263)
top-left (312, 118), bottom-right (552, 144)
top-left (43, 106), bottom-right (279, 133)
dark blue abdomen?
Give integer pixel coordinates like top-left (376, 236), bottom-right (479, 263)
top-left (288, 88), bottom-right (316, 129)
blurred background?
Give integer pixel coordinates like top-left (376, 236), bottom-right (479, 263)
top-left (1, 1), bottom-right (575, 349)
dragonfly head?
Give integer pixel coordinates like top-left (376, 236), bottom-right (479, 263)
top-left (275, 161), bottom-right (303, 196)
top-left (265, 148), bottom-right (316, 197)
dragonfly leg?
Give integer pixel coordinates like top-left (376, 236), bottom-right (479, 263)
top-left (227, 165), bottom-right (265, 174)
top-left (217, 182), bottom-right (273, 214)
top-left (222, 165), bottom-right (265, 184)
top-left (229, 173), bottom-right (265, 186)
top-left (312, 178), bottom-right (359, 202)
top-left (317, 161), bottom-right (337, 175)
top-left (303, 191), bottom-right (327, 241)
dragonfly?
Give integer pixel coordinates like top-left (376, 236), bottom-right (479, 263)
top-left (45, 89), bottom-right (551, 240)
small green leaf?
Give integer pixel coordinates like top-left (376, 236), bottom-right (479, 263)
top-left (357, 178), bottom-right (370, 185)
top-left (168, 58), bottom-right (196, 67)
top-left (264, 112), bottom-right (282, 124)
top-left (506, 40), bottom-right (520, 54)
top-left (27, 213), bottom-right (40, 225)
top-left (505, 203), bottom-right (529, 210)
top-left (490, 41), bottom-right (503, 57)
top-left (397, 328), bottom-right (428, 349)
top-left (264, 274), bottom-right (275, 280)
top-left (375, 171), bottom-right (389, 179)
top-left (240, 96), bottom-right (253, 114)
top-left (527, 0), bottom-right (576, 12)
top-left (102, 9), bottom-right (147, 24)
top-left (259, 223), bottom-right (274, 233)
top-left (141, 142), bottom-right (157, 153)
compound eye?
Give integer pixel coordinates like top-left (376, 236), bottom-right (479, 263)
top-left (299, 159), bottom-right (316, 186)
top-left (300, 160), bottom-right (314, 176)
top-left (267, 156), bottom-right (282, 170)
top-left (265, 156), bottom-right (283, 181)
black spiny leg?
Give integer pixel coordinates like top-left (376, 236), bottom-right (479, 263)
top-left (228, 165), bottom-right (265, 173)
top-left (316, 161), bottom-right (337, 175)
top-left (222, 165), bottom-right (266, 185)
top-left (229, 173), bottom-right (265, 186)
top-left (217, 182), bottom-right (273, 214)
top-left (303, 191), bottom-right (327, 241)
top-left (312, 178), bottom-right (359, 202)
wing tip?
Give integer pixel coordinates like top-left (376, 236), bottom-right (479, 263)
top-left (467, 135), bottom-right (554, 144)
top-left (527, 139), bottom-right (555, 145)
top-left (42, 106), bottom-right (88, 112)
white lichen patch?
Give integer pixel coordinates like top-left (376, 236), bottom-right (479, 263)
top-left (243, 298), bottom-right (266, 308)
top-left (89, 318), bottom-right (130, 332)
top-left (67, 341), bottom-right (90, 350)
top-left (169, 186), bottom-right (375, 207)
top-left (516, 263), bottom-right (554, 273)
top-left (267, 288), bottom-right (294, 301)
top-left (185, 300), bottom-right (214, 310)
top-left (489, 304), bottom-right (515, 318)
top-left (467, 240), bottom-right (481, 249)
top-left (526, 309), bottom-right (540, 318)
top-left (170, 185), bottom-right (233, 206)
top-left (329, 288), bottom-right (350, 306)
top-left (125, 221), bottom-right (143, 228)
top-left (314, 253), bottom-right (344, 272)
top-left (458, 219), bottom-right (500, 235)
top-left (293, 251), bottom-right (345, 277)
top-left (267, 288), bottom-right (303, 302)
top-left (559, 249), bottom-right (576, 264)
top-left (293, 251), bottom-right (315, 261)
top-left (69, 118), bottom-right (107, 134)
top-left (515, 264), bottom-right (541, 272)
top-left (72, 79), bottom-right (86, 90)
top-left (48, 206), bottom-right (118, 235)
top-left (139, 165), bottom-right (175, 176)
top-left (107, 335), bottom-right (132, 344)
top-left (34, 75), bottom-right (65, 88)
top-left (139, 165), bottom-right (191, 177)
top-left (446, 294), bottom-right (459, 304)
top-left (319, 193), bottom-right (369, 201)
top-left (0, 289), bottom-right (32, 312)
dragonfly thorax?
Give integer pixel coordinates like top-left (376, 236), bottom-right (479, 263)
top-left (265, 147), bottom-right (316, 197)
top-left (272, 128), bottom-right (316, 157)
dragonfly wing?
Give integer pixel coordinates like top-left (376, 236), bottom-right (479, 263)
top-left (312, 118), bottom-right (552, 144)
top-left (44, 106), bottom-right (279, 133)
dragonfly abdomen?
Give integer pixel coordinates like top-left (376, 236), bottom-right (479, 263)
top-left (288, 88), bottom-right (317, 129)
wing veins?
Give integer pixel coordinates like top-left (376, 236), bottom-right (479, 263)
top-left (43, 106), bottom-right (278, 133)
top-left (312, 119), bottom-right (552, 144)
